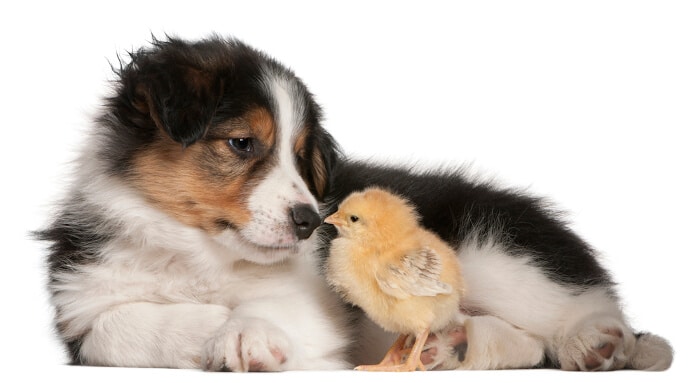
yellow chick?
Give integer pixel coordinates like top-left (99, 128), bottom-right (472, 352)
top-left (324, 187), bottom-right (464, 372)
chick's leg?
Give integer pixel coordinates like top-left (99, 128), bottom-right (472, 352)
top-left (402, 328), bottom-right (430, 371)
top-left (378, 334), bottom-right (410, 366)
top-left (355, 334), bottom-right (409, 371)
top-left (355, 329), bottom-right (430, 372)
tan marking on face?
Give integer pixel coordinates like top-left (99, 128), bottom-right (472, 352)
top-left (129, 107), bottom-right (277, 234)
top-left (293, 125), bottom-right (328, 197)
top-left (211, 108), bottom-right (276, 151)
top-left (246, 108), bottom-right (275, 148)
top-left (310, 145), bottom-right (328, 197)
top-left (294, 126), bottom-right (309, 157)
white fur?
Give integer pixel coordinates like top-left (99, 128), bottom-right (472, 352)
top-left (49, 76), bottom-right (350, 369)
top-left (50, 169), bottom-right (350, 369)
top-left (240, 71), bottom-right (319, 253)
top-left (457, 238), bottom-right (620, 337)
top-left (435, 314), bottom-right (545, 370)
top-left (628, 333), bottom-right (674, 371)
top-left (353, 234), bottom-right (671, 371)
top-left (455, 237), bottom-right (633, 369)
top-left (52, 105), bottom-right (671, 371)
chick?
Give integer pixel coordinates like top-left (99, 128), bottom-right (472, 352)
top-left (324, 187), bottom-right (464, 372)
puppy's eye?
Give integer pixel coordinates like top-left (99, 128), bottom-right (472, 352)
top-left (228, 138), bottom-right (254, 154)
top-left (350, 215), bottom-right (359, 223)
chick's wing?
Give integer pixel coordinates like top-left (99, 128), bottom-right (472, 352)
top-left (375, 247), bottom-right (454, 299)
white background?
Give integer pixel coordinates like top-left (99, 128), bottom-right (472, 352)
top-left (1, 1), bottom-right (697, 382)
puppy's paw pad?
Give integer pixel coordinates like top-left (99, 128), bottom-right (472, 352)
top-left (559, 318), bottom-right (632, 371)
top-left (417, 323), bottom-right (468, 370)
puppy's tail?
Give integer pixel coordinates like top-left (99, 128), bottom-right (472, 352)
top-left (627, 332), bottom-right (673, 371)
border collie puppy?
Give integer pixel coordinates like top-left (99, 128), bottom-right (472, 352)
top-left (38, 35), bottom-right (672, 372)
top-left (38, 35), bottom-right (349, 371)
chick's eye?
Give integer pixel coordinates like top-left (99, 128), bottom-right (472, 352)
top-left (227, 138), bottom-right (253, 154)
top-left (350, 215), bottom-right (359, 223)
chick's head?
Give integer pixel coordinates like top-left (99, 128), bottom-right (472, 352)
top-left (324, 187), bottom-right (419, 242)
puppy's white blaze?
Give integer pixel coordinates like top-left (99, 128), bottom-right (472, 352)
top-left (241, 72), bottom-right (318, 249)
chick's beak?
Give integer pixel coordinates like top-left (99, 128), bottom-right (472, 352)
top-left (324, 213), bottom-right (343, 227)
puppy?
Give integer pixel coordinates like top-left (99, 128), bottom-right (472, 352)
top-left (38, 35), bottom-right (673, 372)
top-left (38, 35), bottom-right (350, 371)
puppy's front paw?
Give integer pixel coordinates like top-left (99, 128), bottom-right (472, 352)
top-left (202, 317), bottom-right (291, 372)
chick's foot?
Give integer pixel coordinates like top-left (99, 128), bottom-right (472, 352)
top-left (355, 329), bottom-right (430, 372)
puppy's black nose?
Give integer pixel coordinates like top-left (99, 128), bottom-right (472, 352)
top-left (290, 204), bottom-right (321, 240)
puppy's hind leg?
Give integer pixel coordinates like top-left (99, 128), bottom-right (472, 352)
top-left (555, 313), bottom-right (673, 371)
top-left (421, 314), bottom-right (546, 370)
top-left (551, 288), bottom-right (673, 371)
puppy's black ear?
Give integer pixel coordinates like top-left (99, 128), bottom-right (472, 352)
top-left (140, 66), bottom-right (223, 147)
top-left (308, 128), bottom-right (340, 199)
top-left (121, 38), bottom-right (224, 147)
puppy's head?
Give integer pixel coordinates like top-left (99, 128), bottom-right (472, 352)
top-left (102, 36), bottom-right (338, 263)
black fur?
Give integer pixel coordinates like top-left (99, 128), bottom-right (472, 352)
top-left (39, 204), bottom-right (113, 283)
top-left (320, 161), bottom-right (613, 289)
top-left (100, 35), bottom-right (332, 188)
top-left (35, 194), bottom-right (116, 364)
